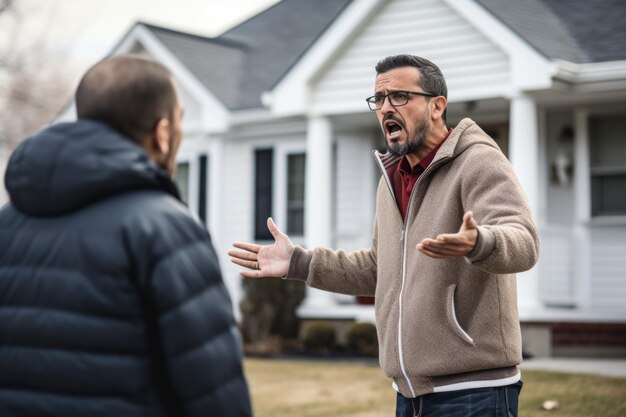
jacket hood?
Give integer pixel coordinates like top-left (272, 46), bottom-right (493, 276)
top-left (5, 120), bottom-right (180, 216)
top-left (442, 118), bottom-right (501, 158)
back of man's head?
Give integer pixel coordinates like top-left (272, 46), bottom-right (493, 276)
top-left (75, 55), bottom-right (177, 143)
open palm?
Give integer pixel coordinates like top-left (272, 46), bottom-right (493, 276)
top-left (416, 211), bottom-right (478, 259)
top-left (228, 217), bottom-right (294, 278)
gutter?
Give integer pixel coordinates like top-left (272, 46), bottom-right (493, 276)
top-left (553, 59), bottom-right (626, 85)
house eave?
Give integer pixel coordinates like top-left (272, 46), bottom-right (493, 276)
top-left (553, 59), bottom-right (626, 87)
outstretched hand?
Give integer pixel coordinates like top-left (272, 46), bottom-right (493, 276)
top-left (416, 211), bottom-right (478, 259)
top-left (228, 217), bottom-right (294, 278)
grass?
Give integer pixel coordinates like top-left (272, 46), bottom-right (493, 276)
top-left (245, 358), bottom-right (626, 417)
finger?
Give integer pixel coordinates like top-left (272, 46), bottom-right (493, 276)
top-left (417, 245), bottom-right (449, 259)
top-left (462, 211), bottom-right (477, 231)
top-left (420, 239), bottom-right (469, 255)
top-left (267, 217), bottom-right (287, 241)
top-left (423, 237), bottom-right (465, 248)
top-left (420, 243), bottom-right (464, 257)
top-left (229, 257), bottom-right (258, 270)
top-left (240, 269), bottom-right (269, 279)
top-left (227, 249), bottom-right (258, 262)
top-left (434, 234), bottom-right (464, 243)
top-left (231, 241), bottom-right (261, 253)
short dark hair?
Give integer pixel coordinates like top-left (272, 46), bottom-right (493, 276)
top-left (75, 54), bottom-right (177, 142)
top-left (375, 54), bottom-right (447, 121)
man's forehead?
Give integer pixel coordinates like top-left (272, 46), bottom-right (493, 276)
top-left (375, 67), bottom-right (420, 89)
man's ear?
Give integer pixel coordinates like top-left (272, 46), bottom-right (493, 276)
top-left (431, 96), bottom-right (447, 121)
top-left (153, 118), bottom-right (170, 156)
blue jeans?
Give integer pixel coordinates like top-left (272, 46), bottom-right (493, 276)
top-left (395, 381), bottom-right (523, 417)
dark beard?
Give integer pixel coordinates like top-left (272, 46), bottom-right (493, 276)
top-left (387, 118), bottom-right (430, 157)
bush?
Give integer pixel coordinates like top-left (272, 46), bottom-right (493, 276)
top-left (240, 277), bottom-right (305, 353)
top-left (303, 323), bottom-right (336, 352)
top-left (347, 322), bottom-right (378, 356)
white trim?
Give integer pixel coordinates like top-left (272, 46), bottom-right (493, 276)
top-left (555, 59), bottom-right (626, 84)
top-left (450, 296), bottom-right (474, 344)
top-left (113, 24), bottom-right (230, 133)
top-left (442, 0), bottom-right (554, 92)
top-left (269, 0), bottom-right (384, 117)
top-left (432, 371), bottom-right (521, 393)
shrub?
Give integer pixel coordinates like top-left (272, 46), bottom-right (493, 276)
top-left (347, 322), bottom-right (378, 356)
top-left (240, 277), bottom-right (305, 353)
top-left (303, 323), bottom-right (336, 352)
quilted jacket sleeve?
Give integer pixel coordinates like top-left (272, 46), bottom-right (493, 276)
top-left (126, 199), bottom-right (252, 417)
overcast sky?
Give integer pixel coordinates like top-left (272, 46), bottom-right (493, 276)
top-left (1, 0), bottom-right (278, 78)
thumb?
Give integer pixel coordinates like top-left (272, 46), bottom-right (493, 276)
top-left (461, 211), bottom-right (477, 232)
top-left (267, 217), bottom-right (287, 241)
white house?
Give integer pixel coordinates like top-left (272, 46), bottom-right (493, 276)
top-left (55, 0), bottom-right (626, 357)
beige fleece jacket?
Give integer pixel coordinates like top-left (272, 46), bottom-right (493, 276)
top-left (287, 118), bottom-right (539, 398)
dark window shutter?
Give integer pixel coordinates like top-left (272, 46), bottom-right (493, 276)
top-left (255, 149), bottom-right (273, 240)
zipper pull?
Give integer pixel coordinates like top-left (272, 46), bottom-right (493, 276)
top-left (400, 227), bottom-right (405, 241)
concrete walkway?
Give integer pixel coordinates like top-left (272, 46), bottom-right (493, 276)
top-left (520, 357), bottom-right (626, 378)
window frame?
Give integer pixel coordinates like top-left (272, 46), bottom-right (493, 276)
top-left (588, 113), bottom-right (626, 218)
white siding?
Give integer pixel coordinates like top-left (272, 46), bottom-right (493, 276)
top-left (539, 227), bottom-right (577, 306)
top-left (333, 132), bottom-right (377, 251)
top-left (590, 227), bottom-right (626, 313)
top-left (312, 0), bottom-right (511, 113)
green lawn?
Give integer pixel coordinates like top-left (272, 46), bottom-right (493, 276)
top-left (245, 358), bottom-right (626, 417)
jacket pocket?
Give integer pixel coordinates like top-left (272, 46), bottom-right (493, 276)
top-left (447, 285), bottom-right (475, 345)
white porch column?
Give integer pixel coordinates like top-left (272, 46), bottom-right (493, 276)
top-left (300, 115), bottom-right (335, 312)
top-left (573, 109), bottom-right (592, 311)
top-left (509, 94), bottom-right (542, 316)
top-left (209, 136), bottom-right (222, 241)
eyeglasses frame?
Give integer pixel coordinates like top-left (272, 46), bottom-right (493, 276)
top-left (365, 90), bottom-right (438, 111)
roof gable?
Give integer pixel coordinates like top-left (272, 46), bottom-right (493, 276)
top-left (269, 0), bottom-right (553, 116)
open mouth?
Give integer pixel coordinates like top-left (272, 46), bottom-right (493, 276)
top-left (384, 119), bottom-right (404, 140)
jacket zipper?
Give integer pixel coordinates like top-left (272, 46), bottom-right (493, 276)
top-left (373, 151), bottom-right (449, 398)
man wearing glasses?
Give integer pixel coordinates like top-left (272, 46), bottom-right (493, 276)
top-left (230, 54), bottom-right (538, 416)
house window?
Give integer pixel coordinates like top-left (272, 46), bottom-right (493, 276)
top-left (175, 161), bottom-right (190, 204)
top-left (589, 115), bottom-right (626, 216)
top-left (255, 149), bottom-right (273, 240)
top-left (287, 153), bottom-right (306, 235)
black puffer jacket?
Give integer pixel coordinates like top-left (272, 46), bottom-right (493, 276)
top-left (0, 120), bottom-right (252, 417)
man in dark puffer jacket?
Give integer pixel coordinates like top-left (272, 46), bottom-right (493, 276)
top-left (0, 55), bottom-right (252, 417)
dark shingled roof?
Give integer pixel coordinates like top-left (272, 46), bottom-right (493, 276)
top-left (476, 0), bottom-right (626, 63)
top-left (146, 25), bottom-right (247, 109)
top-left (218, 0), bottom-right (354, 109)
top-left (143, 0), bottom-right (353, 110)
top-left (141, 0), bottom-right (626, 111)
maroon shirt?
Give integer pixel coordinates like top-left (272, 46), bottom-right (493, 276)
top-left (387, 129), bottom-right (451, 221)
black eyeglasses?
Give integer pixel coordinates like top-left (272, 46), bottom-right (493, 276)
top-left (365, 90), bottom-right (437, 111)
